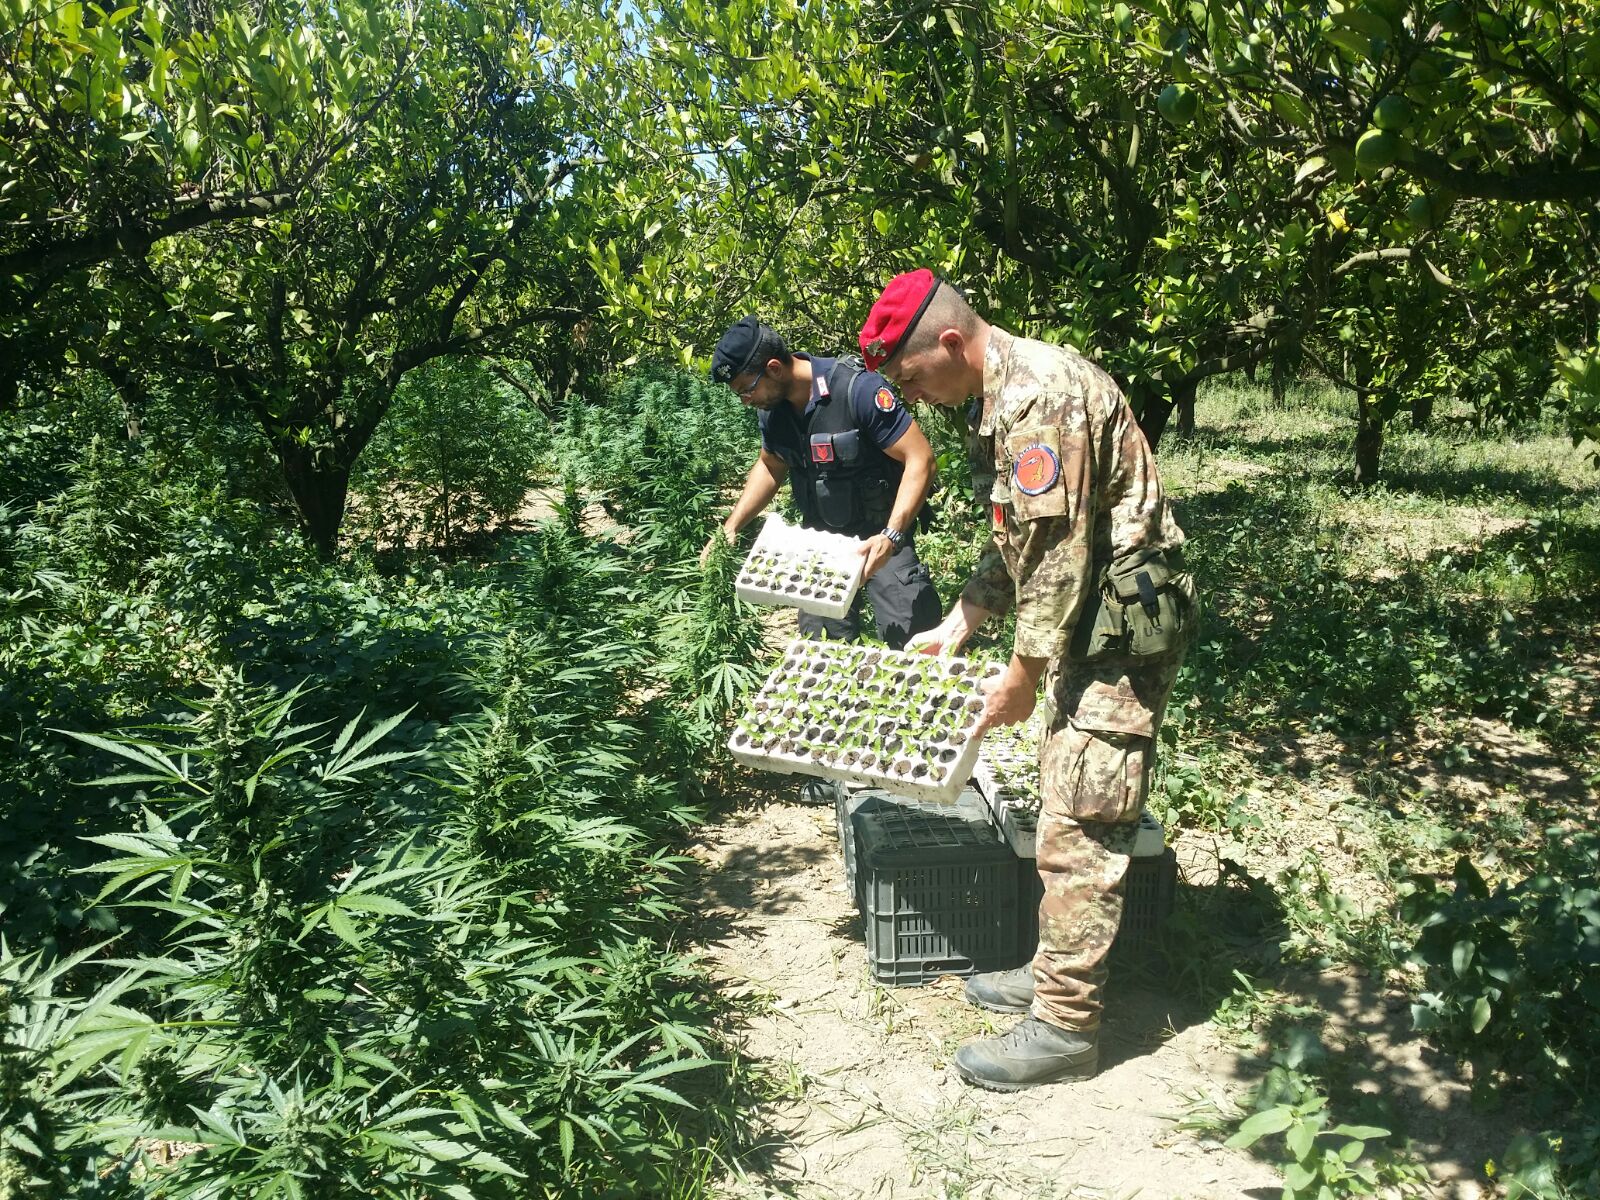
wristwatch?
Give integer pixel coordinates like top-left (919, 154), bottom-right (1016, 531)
top-left (879, 526), bottom-right (906, 548)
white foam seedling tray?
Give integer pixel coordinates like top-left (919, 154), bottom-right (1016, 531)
top-left (973, 714), bottom-right (1164, 858)
top-left (734, 513), bottom-right (867, 620)
top-left (727, 637), bottom-right (1001, 805)
top-left (972, 712), bottom-right (1044, 858)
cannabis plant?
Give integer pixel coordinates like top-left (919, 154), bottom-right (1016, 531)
top-left (63, 667), bottom-right (717, 1197)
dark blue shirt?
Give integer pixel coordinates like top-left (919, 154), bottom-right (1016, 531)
top-left (758, 354), bottom-right (911, 460)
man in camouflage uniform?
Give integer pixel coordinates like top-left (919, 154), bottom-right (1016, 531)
top-left (859, 270), bottom-right (1194, 1090)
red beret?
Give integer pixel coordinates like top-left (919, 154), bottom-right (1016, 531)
top-left (859, 269), bottom-right (940, 371)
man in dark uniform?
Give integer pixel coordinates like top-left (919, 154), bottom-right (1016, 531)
top-left (703, 315), bottom-right (942, 650)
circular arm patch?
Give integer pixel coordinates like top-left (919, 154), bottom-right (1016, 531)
top-left (1013, 444), bottom-right (1060, 495)
top-left (874, 386), bottom-right (898, 412)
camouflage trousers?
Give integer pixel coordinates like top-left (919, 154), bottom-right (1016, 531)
top-left (1030, 652), bottom-right (1183, 1032)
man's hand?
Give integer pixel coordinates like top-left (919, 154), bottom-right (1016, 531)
top-left (905, 624), bottom-right (953, 656)
top-left (700, 526), bottom-right (734, 569)
top-left (905, 598), bottom-right (992, 656)
top-left (977, 655), bottom-right (1046, 733)
top-left (858, 534), bottom-right (895, 580)
top-left (905, 610), bottom-right (969, 656)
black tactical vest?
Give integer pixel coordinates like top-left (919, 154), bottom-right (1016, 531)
top-left (779, 358), bottom-right (901, 535)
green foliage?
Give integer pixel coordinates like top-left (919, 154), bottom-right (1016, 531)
top-left (0, 945), bottom-right (143, 1200)
top-left (1224, 1034), bottom-right (1426, 1200)
top-left (660, 530), bottom-right (766, 738)
top-left (594, 407), bottom-right (772, 780)
top-left (1554, 344), bottom-right (1600, 463)
top-left (47, 669), bottom-right (717, 1197)
top-left (645, 0), bottom-right (1596, 478)
top-left (21, 435), bottom-right (173, 591)
top-left (6, 0), bottom-right (719, 553)
top-left (1181, 477), bottom-right (1562, 738)
top-left (0, 0), bottom-right (385, 391)
top-left (1402, 836), bottom-right (1600, 1195)
top-left (354, 357), bottom-right (550, 551)
top-left (0, 430), bottom-right (302, 955)
top-left (1490, 1133), bottom-right (1570, 1200)
top-left (1275, 853), bottom-right (1397, 968)
top-left (1151, 704), bottom-right (1260, 834)
top-left (555, 367), bottom-right (756, 565)
top-left (0, 366), bottom-right (768, 1198)
top-left (0, 631), bottom-right (727, 1195)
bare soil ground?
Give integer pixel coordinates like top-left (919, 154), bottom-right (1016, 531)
top-left (688, 777), bottom-right (1545, 1200)
top-left (690, 796), bottom-right (1282, 1200)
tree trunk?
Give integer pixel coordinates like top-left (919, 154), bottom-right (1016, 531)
top-left (1410, 392), bottom-right (1434, 430)
top-left (1176, 379), bottom-right (1197, 437)
top-left (101, 362), bottom-right (146, 442)
top-left (0, 353), bottom-right (19, 412)
top-left (1133, 381), bottom-right (1174, 449)
top-left (278, 443), bottom-right (351, 559)
top-left (1353, 392), bottom-right (1384, 486)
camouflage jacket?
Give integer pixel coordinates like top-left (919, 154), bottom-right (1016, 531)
top-left (960, 329), bottom-right (1186, 663)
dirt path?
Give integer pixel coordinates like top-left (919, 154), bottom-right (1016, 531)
top-left (692, 796), bottom-right (1283, 1200)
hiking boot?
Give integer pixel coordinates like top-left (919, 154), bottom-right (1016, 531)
top-left (962, 965), bottom-right (1036, 1014)
top-left (953, 1018), bottom-right (1099, 1091)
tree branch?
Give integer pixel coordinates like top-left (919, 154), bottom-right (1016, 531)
top-left (483, 358), bottom-right (551, 414)
top-left (1334, 247), bottom-right (1416, 273)
top-left (1334, 245), bottom-right (1454, 288)
top-left (0, 192), bottom-right (297, 281)
top-left (389, 305), bottom-right (591, 382)
top-left (1400, 145), bottom-right (1600, 203)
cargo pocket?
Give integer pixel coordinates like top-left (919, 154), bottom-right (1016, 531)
top-left (1040, 718), bottom-right (1152, 825)
top-left (896, 558), bottom-right (932, 590)
top-left (880, 556), bottom-right (941, 650)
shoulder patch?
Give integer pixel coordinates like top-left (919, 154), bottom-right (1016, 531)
top-left (874, 386), bottom-right (897, 412)
top-left (1013, 443), bottom-right (1060, 496)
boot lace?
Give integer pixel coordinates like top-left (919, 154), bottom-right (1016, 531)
top-left (978, 965), bottom-right (1032, 994)
top-left (998, 1019), bottom-right (1049, 1050)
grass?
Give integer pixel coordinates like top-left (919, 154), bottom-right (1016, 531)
top-left (1132, 379), bottom-right (1600, 1198)
top-left (1165, 384), bottom-right (1600, 591)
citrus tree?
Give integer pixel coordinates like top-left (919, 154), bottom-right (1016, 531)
top-left (1135, 0), bottom-right (1599, 468)
top-left (0, 0), bottom-right (393, 405)
top-left (644, 0), bottom-right (1597, 474)
top-left (5, 0), bottom-right (710, 555)
top-left (643, 0), bottom-right (1328, 443)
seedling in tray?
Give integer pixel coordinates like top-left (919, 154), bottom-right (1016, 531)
top-left (975, 715), bottom-right (1164, 858)
top-left (973, 713), bottom-right (1043, 856)
top-left (977, 714), bottom-right (1041, 806)
top-left (727, 637), bottom-right (1002, 804)
top-left (734, 513), bottom-right (865, 620)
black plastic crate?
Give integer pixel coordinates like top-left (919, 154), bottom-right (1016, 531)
top-left (835, 786), bottom-right (990, 911)
top-left (1020, 847), bottom-right (1177, 960)
top-left (834, 785), bottom-right (889, 904)
top-left (856, 800), bottom-right (1019, 986)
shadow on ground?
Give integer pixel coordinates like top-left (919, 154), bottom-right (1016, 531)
top-left (1172, 476), bottom-right (1596, 777)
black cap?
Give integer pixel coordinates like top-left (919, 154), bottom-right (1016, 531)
top-left (711, 315), bottom-right (778, 384)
